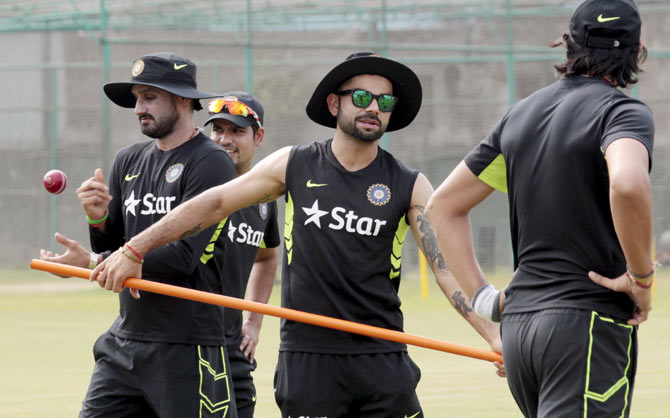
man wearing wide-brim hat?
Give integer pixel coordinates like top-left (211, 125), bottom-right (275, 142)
top-left (45, 52), bottom-right (239, 417)
top-left (93, 51), bottom-right (503, 417)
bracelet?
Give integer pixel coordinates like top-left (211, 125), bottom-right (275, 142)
top-left (89, 252), bottom-right (99, 269)
top-left (121, 246), bottom-right (143, 264)
top-left (626, 262), bottom-right (660, 280)
top-left (125, 243), bottom-right (144, 262)
top-left (87, 211), bottom-right (109, 226)
top-left (625, 272), bottom-right (653, 288)
top-left (634, 279), bottom-right (653, 289)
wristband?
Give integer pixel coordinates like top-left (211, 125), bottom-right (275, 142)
top-left (125, 243), bottom-right (143, 262)
top-left (121, 246), bottom-right (143, 264)
top-left (626, 264), bottom-right (656, 280)
top-left (471, 283), bottom-right (502, 322)
top-left (89, 252), bottom-right (99, 270)
top-left (87, 211), bottom-right (109, 226)
top-left (634, 278), bottom-right (653, 289)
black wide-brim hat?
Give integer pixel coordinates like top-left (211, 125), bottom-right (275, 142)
top-left (306, 52), bottom-right (422, 132)
top-left (103, 52), bottom-right (218, 111)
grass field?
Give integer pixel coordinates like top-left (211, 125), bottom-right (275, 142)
top-left (1, 268), bottom-right (668, 417)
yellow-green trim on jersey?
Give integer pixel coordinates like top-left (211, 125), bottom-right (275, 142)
top-left (200, 217), bottom-right (229, 264)
top-left (390, 216), bottom-right (410, 279)
top-left (477, 153), bottom-right (508, 193)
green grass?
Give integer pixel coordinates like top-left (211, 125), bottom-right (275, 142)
top-left (1, 269), bottom-right (668, 417)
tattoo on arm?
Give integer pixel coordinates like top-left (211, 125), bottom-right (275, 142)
top-left (253, 193), bottom-right (274, 205)
top-left (452, 291), bottom-right (473, 318)
top-left (414, 205), bottom-right (449, 274)
top-left (179, 223), bottom-right (203, 240)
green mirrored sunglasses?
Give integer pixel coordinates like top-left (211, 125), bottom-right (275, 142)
top-left (337, 89), bottom-right (398, 112)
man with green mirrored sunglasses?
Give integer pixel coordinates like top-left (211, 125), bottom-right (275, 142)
top-left (92, 51), bottom-right (504, 418)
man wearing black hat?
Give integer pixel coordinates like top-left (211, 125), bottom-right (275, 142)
top-left (426, 1), bottom-right (654, 416)
top-left (93, 52), bottom-right (503, 417)
top-left (73, 52), bottom-right (238, 417)
top-left (203, 92), bottom-right (280, 418)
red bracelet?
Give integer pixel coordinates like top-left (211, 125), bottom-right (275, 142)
top-left (124, 243), bottom-right (143, 262)
top-left (634, 279), bottom-right (653, 289)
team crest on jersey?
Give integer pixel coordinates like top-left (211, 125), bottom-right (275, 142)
top-left (165, 163), bottom-right (184, 183)
top-left (259, 203), bottom-right (269, 220)
top-left (366, 183), bottom-right (391, 206)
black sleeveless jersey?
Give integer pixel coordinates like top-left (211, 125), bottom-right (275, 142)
top-left (280, 138), bottom-right (419, 354)
top-left (200, 201), bottom-right (280, 347)
top-left (90, 133), bottom-right (236, 345)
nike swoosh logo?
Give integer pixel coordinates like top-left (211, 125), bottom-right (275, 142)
top-left (597, 14), bottom-right (620, 23)
top-left (405, 412), bottom-right (421, 418)
top-left (251, 395), bottom-right (256, 402)
top-left (306, 179), bottom-right (327, 188)
top-left (125, 173), bottom-right (140, 181)
top-left (173, 63), bottom-right (188, 70)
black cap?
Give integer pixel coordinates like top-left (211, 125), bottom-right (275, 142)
top-left (103, 52), bottom-right (218, 111)
top-left (570, 0), bottom-right (641, 49)
top-left (306, 52), bottom-right (422, 132)
top-left (204, 91), bottom-right (264, 129)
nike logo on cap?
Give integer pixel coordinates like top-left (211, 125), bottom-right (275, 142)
top-left (597, 14), bottom-right (620, 23)
top-left (306, 179), bottom-right (327, 188)
top-left (125, 173), bottom-right (140, 181)
top-left (173, 63), bottom-right (188, 70)
top-left (405, 412), bottom-right (421, 418)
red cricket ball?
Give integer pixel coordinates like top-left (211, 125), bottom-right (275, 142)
top-left (43, 169), bottom-right (68, 194)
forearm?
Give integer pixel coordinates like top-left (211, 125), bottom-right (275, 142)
top-left (429, 208), bottom-right (488, 298)
top-left (434, 270), bottom-right (500, 345)
top-left (128, 185), bottom-right (227, 257)
top-left (244, 254), bottom-right (277, 325)
top-left (610, 177), bottom-right (653, 274)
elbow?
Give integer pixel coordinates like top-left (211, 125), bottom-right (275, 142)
top-left (609, 172), bottom-right (651, 201)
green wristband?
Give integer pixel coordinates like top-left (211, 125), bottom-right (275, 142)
top-left (87, 211), bottom-right (109, 225)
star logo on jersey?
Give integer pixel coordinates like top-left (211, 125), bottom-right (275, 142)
top-left (302, 199), bottom-right (328, 228)
top-left (124, 190), bottom-right (141, 217)
top-left (227, 221), bottom-right (237, 242)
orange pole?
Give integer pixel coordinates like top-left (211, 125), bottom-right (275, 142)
top-left (30, 259), bottom-right (503, 363)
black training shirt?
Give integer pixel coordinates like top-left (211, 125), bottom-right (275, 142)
top-left (465, 76), bottom-right (654, 320)
top-left (90, 133), bottom-right (236, 345)
top-left (201, 202), bottom-right (280, 348)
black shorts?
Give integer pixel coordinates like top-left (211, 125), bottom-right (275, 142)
top-left (274, 351), bottom-right (423, 418)
top-left (80, 331), bottom-right (237, 418)
top-left (502, 308), bottom-right (637, 418)
top-left (227, 344), bottom-right (257, 418)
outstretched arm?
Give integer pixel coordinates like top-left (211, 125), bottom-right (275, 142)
top-left (409, 173), bottom-right (502, 359)
top-left (91, 146), bottom-right (292, 295)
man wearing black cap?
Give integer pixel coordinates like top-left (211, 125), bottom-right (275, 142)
top-left (73, 52), bottom-right (238, 417)
top-left (427, 1), bottom-right (654, 416)
top-left (202, 92), bottom-right (280, 418)
top-left (93, 52), bottom-right (503, 417)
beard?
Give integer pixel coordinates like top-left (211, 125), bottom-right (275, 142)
top-left (138, 101), bottom-right (180, 139)
top-left (337, 108), bottom-right (386, 143)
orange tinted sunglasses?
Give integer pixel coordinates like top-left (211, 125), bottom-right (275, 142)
top-left (208, 98), bottom-right (262, 128)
